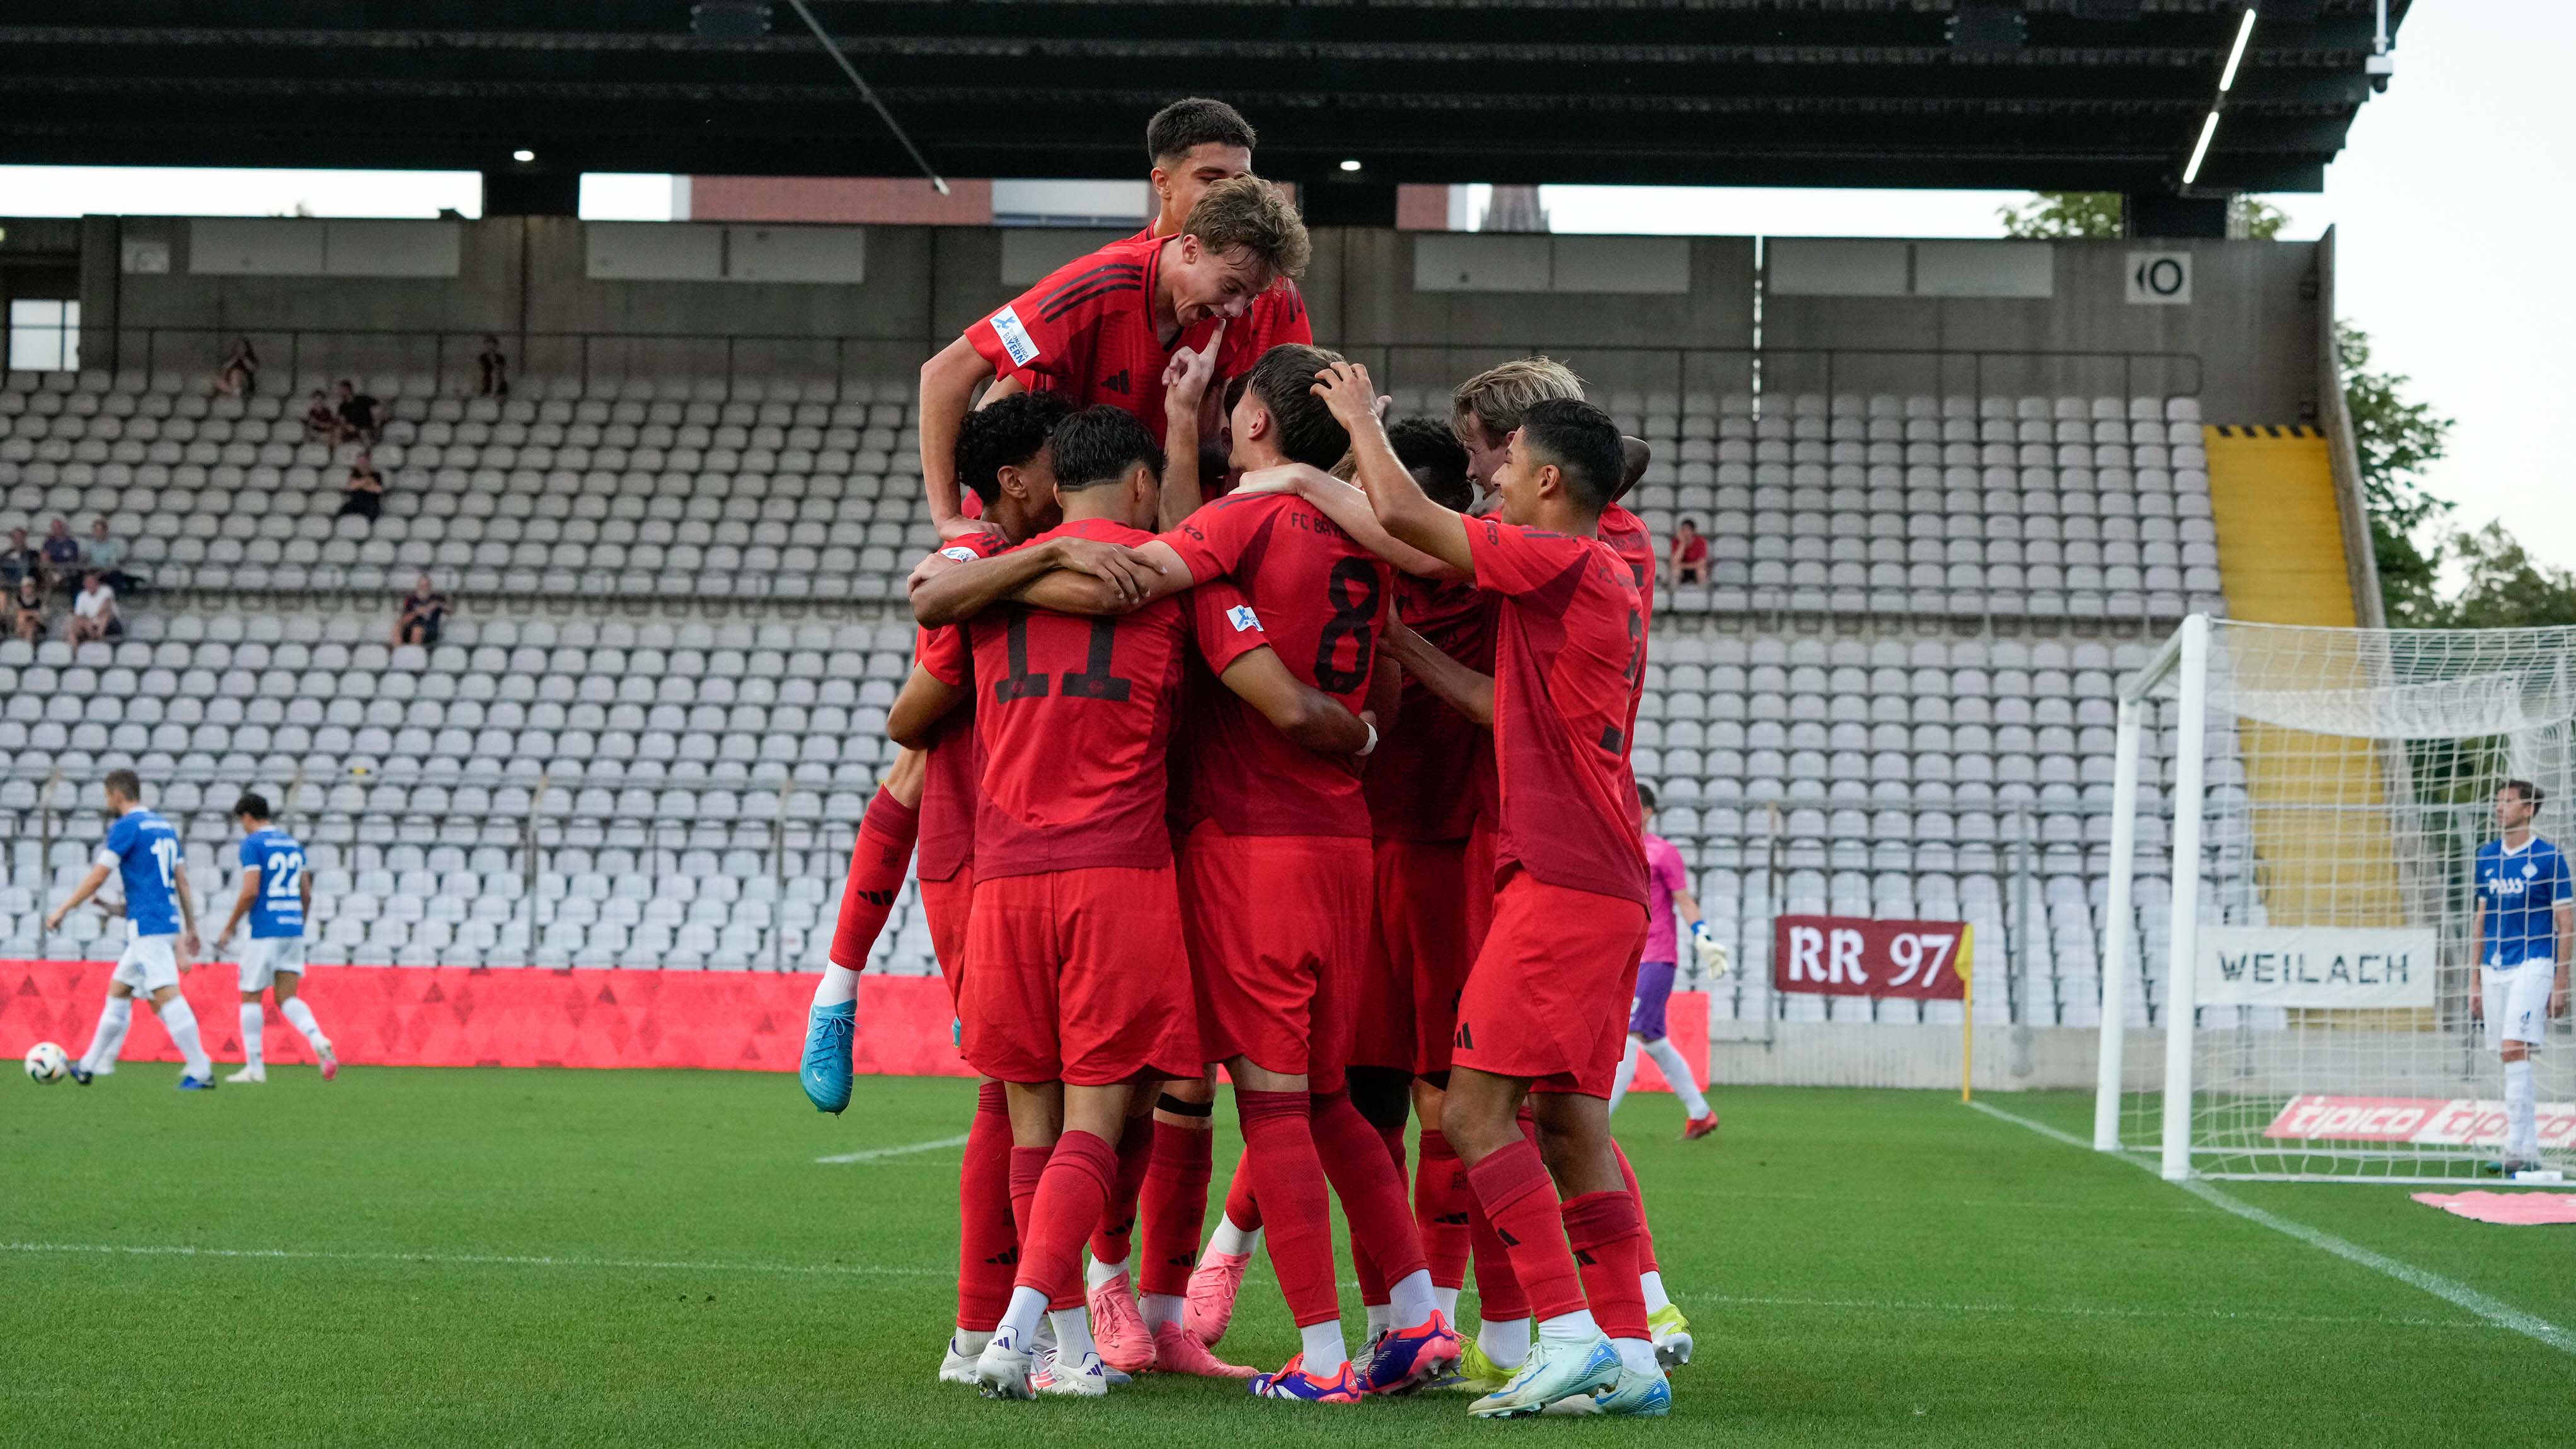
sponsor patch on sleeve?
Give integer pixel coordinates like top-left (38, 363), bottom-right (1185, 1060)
top-left (939, 546), bottom-right (980, 563)
top-left (1226, 604), bottom-right (1264, 634)
top-left (989, 305), bottom-right (1040, 368)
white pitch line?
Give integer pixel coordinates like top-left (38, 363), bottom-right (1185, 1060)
top-left (1, 1240), bottom-right (944, 1278)
top-left (1965, 1099), bottom-right (2576, 1358)
top-left (814, 1133), bottom-right (971, 1165)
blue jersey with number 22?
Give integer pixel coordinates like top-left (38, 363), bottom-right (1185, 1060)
top-left (240, 827), bottom-right (307, 939)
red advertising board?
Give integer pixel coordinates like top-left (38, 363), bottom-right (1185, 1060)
top-left (1771, 917), bottom-right (1972, 1000)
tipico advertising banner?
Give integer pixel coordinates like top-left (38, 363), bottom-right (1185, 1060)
top-left (2265, 1094), bottom-right (2576, 1151)
top-left (2197, 926), bottom-right (2437, 1009)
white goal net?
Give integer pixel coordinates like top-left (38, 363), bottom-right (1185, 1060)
top-left (2093, 617), bottom-right (2576, 1182)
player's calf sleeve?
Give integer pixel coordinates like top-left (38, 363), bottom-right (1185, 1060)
top-left (239, 1002), bottom-right (265, 1067)
top-left (826, 788), bottom-right (919, 972)
top-left (1415, 1130), bottom-right (1473, 1291)
top-left (82, 995), bottom-right (132, 1071)
top-left (279, 995), bottom-right (330, 1053)
top-left (1463, 1137), bottom-right (1585, 1324)
top-left (1311, 1091), bottom-right (1429, 1286)
top-left (1138, 1118), bottom-right (1214, 1298)
top-left (956, 1082), bottom-right (1017, 1333)
top-left (1007, 1143), bottom-right (1052, 1298)
top-left (1012, 1130), bottom-right (1120, 1310)
top-left (1608, 1138), bottom-right (1660, 1274)
top-left (1560, 1190), bottom-right (1650, 1343)
top-left (1086, 1113), bottom-right (1155, 1269)
top-left (157, 997), bottom-right (212, 1075)
top-left (1234, 1089), bottom-right (1343, 1327)
top-left (1220, 1147), bottom-right (1262, 1234)
top-left (1466, 1186), bottom-right (1532, 1320)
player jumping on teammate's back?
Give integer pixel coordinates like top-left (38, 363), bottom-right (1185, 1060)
top-left (45, 769), bottom-right (216, 1090)
top-left (1606, 781), bottom-right (1720, 1141)
top-left (2473, 779), bottom-right (2572, 1177)
top-left (891, 406), bottom-right (1372, 1402)
top-left (209, 793), bottom-right (335, 1083)
top-left (918, 175), bottom-right (1309, 544)
top-left (1299, 365), bottom-right (1669, 1418)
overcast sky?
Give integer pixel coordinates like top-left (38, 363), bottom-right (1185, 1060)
top-left (1, 3), bottom-right (2562, 568)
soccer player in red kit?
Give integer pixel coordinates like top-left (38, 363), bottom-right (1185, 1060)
top-left (890, 406), bottom-right (1370, 1401)
top-left (791, 391), bottom-right (1069, 1381)
top-left (979, 98), bottom-right (1313, 421)
top-left (1313, 365), bottom-right (1669, 1418)
top-left (918, 175), bottom-right (1309, 542)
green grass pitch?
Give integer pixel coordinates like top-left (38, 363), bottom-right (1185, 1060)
top-left (6, 1065), bottom-right (2570, 1446)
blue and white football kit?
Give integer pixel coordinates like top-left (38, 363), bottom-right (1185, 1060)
top-left (2476, 835), bottom-right (2570, 1051)
top-left (101, 808), bottom-right (185, 994)
top-left (238, 827), bottom-right (309, 992)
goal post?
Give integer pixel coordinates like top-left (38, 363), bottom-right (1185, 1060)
top-left (2095, 616), bottom-right (2576, 1183)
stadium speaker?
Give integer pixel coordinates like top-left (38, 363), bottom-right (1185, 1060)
top-left (692, 1), bottom-right (773, 39)
top-left (1949, 3), bottom-right (2027, 52)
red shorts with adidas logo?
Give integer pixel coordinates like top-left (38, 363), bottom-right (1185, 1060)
top-left (1450, 864), bottom-right (1648, 1099)
top-left (1352, 836), bottom-right (1475, 1079)
top-left (959, 864), bottom-right (1197, 1087)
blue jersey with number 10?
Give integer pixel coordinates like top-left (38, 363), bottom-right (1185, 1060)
top-left (240, 827), bottom-right (307, 939)
top-left (99, 808), bottom-right (183, 937)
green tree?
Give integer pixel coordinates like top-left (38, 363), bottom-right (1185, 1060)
top-left (2433, 524), bottom-right (2576, 629)
top-left (2336, 320), bottom-right (2454, 626)
top-left (2228, 196), bottom-right (2287, 239)
top-left (1998, 192), bottom-right (2122, 239)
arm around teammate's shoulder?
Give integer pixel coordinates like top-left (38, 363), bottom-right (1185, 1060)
top-left (1308, 360), bottom-right (1474, 575)
top-left (1216, 647), bottom-right (1372, 758)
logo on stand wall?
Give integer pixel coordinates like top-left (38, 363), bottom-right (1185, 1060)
top-left (2126, 251), bottom-right (2192, 306)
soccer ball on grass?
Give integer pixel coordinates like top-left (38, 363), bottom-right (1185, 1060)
top-left (25, 1041), bottom-right (69, 1084)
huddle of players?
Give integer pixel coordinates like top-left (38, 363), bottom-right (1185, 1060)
top-left (800, 99), bottom-right (1688, 1418)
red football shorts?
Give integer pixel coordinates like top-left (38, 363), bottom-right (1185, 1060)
top-left (959, 864), bottom-right (1196, 1087)
top-left (1451, 865), bottom-right (1648, 1099)
top-left (1462, 818), bottom-right (1500, 961)
top-left (1354, 837), bottom-right (1475, 1077)
top-left (1177, 823), bottom-right (1371, 1092)
top-left (921, 868), bottom-right (974, 1011)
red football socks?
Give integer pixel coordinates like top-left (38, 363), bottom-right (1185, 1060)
top-left (827, 787), bottom-right (919, 969)
top-left (1311, 1091), bottom-right (1429, 1290)
top-left (956, 1082), bottom-right (1016, 1332)
top-left (1006, 1145), bottom-right (1076, 1310)
top-left (1415, 1130), bottom-right (1473, 1292)
top-left (1013, 1129), bottom-right (1120, 1312)
top-left (1233, 1089), bottom-right (1342, 1327)
top-left (1609, 1138), bottom-right (1660, 1274)
top-left (1219, 1148), bottom-right (1262, 1233)
top-left (1463, 1137), bottom-right (1584, 1323)
top-left (1086, 1113), bottom-right (1155, 1269)
top-left (1560, 1189), bottom-right (1648, 1342)
top-left (1137, 1120), bottom-right (1214, 1297)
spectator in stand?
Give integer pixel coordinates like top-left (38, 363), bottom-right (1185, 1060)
top-left (40, 518), bottom-right (81, 593)
top-left (477, 335), bottom-right (510, 398)
top-left (83, 518), bottom-right (134, 594)
top-left (1, 527), bottom-right (41, 591)
top-left (302, 388), bottom-right (340, 442)
top-left (334, 379), bottom-right (382, 446)
top-left (338, 451), bottom-right (386, 520)
top-left (7, 577), bottom-right (47, 644)
top-left (1671, 516), bottom-right (1710, 587)
top-left (66, 571), bottom-right (119, 645)
top-left (392, 573), bottom-right (451, 647)
top-left (213, 335), bottom-right (260, 397)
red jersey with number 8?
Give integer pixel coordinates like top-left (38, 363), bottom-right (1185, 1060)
top-left (1463, 517), bottom-right (1648, 906)
top-left (950, 518), bottom-right (1269, 879)
top-left (1161, 493), bottom-right (1391, 839)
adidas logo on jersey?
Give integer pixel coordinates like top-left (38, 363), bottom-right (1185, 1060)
top-left (1101, 369), bottom-right (1130, 394)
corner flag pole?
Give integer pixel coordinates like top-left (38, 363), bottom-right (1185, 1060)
top-left (1959, 925), bottom-right (1975, 1102)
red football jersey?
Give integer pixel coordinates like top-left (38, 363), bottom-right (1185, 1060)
top-left (1366, 574), bottom-right (1493, 844)
top-left (1161, 493), bottom-right (1389, 838)
top-left (964, 235), bottom-right (1272, 446)
top-left (1463, 517), bottom-right (1648, 905)
top-left (1597, 502), bottom-right (1659, 828)
top-left (1126, 221), bottom-right (1314, 364)
top-left (912, 530), bottom-right (1011, 883)
top-left (961, 518), bottom-right (1270, 878)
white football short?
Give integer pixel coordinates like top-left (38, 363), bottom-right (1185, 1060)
top-left (238, 937), bottom-right (308, 993)
top-left (110, 934), bottom-right (181, 995)
top-left (2483, 963), bottom-right (2557, 1051)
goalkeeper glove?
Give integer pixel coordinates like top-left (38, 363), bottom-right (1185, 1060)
top-left (1691, 920), bottom-right (1730, 976)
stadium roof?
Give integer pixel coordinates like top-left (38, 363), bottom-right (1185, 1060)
top-left (2, 2), bottom-right (2406, 203)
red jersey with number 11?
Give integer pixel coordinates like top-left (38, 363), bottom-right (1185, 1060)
top-left (1463, 517), bottom-right (1647, 906)
top-left (949, 518), bottom-right (1269, 879)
